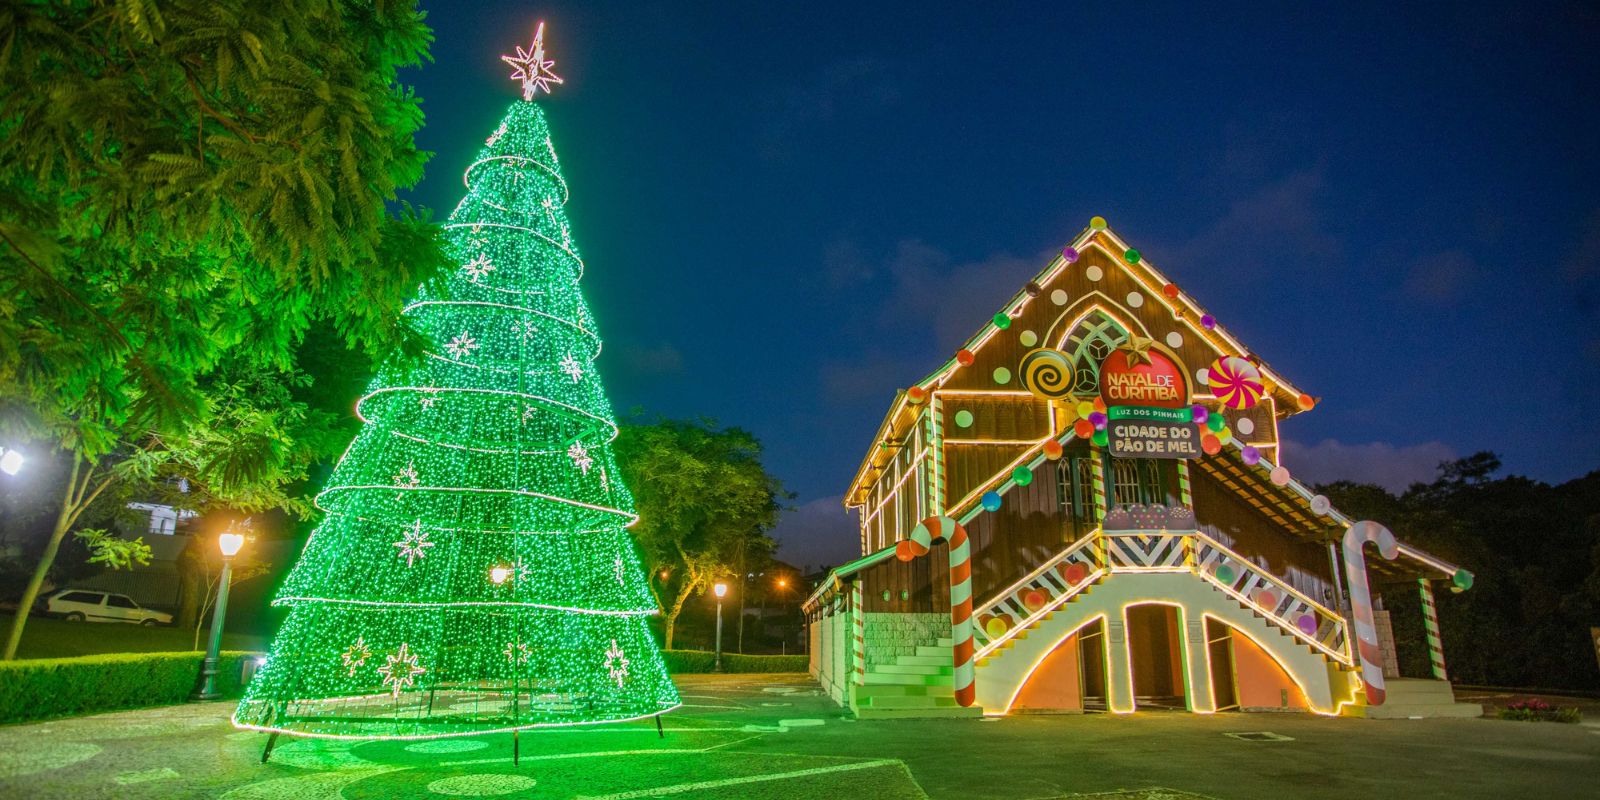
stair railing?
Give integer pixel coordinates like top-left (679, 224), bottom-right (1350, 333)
top-left (971, 533), bottom-right (1103, 659)
top-left (1188, 531), bottom-right (1353, 666)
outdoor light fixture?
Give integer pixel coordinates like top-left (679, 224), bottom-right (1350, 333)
top-left (490, 565), bottom-right (511, 585)
top-left (712, 582), bottom-right (728, 672)
top-left (194, 526), bottom-right (247, 700)
top-left (0, 446), bottom-right (23, 476)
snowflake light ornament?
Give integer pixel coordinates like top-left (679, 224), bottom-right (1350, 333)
top-left (445, 331), bottom-right (480, 359)
top-left (613, 555), bottom-right (626, 586)
top-left (419, 390), bottom-right (440, 410)
top-left (504, 640), bottom-right (532, 664)
top-left (378, 643), bottom-right (426, 698)
top-left (568, 441), bottom-right (593, 475)
top-left (461, 255), bottom-right (495, 279)
top-left (502, 22), bottom-right (564, 101)
top-left (392, 461), bottom-right (420, 489)
top-left (341, 637), bottom-right (371, 676)
top-left (511, 317), bottom-right (539, 342)
top-left (394, 519), bottom-right (435, 566)
top-left (603, 639), bottom-right (630, 688)
top-left (559, 352), bottom-right (584, 383)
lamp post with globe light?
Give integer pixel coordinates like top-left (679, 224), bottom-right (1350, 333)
top-left (0, 446), bottom-right (23, 476)
top-left (192, 529), bottom-right (246, 700)
top-left (713, 582), bottom-right (728, 672)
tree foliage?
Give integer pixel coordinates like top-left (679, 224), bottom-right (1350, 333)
top-left (614, 417), bottom-right (790, 649)
top-left (1322, 453), bottom-right (1600, 690)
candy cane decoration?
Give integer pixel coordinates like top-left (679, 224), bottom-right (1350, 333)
top-left (1417, 578), bottom-right (1448, 680)
top-left (1342, 521), bottom-right (1399, 705)
top-left (851, 580), bottom-right (866, 686)
top-left (897, 515), bottom-right (974, 707)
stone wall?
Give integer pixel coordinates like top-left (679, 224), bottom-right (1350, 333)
top-left (863, 612), bottom-right (950, 666)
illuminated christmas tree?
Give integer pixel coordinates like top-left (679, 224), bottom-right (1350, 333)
top-left (235, 25), bottom-right (680, 739)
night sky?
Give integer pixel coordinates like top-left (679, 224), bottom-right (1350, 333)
top-left (402, 2), bottom-right (1600, 570)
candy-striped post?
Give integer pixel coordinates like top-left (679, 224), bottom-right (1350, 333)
top-left (1176, 460), bottom-right (1193, 508)
top-left (1417, 578), bottom-right (1448, 681)
top-left (1342, 521), bottom-right (1399, 705)
top-left (931, 393), bottom-right (946, 513)
top-left (896, 515), bottom-right (974, 707)
top-left (1090, 449), bottom-right (1107, 520)
top-left (851, 580), bottom-right (865, 686)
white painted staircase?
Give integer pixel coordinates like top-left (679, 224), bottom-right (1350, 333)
top-left (851, 638), bottom-right (984, 719)
top-left (1351, 678), bottom-right (1482, 719)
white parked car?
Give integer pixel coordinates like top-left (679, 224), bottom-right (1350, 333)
top-left (44, 589), bottom-right (173, 626)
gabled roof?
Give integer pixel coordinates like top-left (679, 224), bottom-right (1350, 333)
top-left (846, 222), bottom-right (1312, 504)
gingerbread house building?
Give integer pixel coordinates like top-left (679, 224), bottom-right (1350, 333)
top-left (803, 220), bottom-right (1478, 719)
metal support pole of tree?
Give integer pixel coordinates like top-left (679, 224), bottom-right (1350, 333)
top-left (192, 556), bottom-right (234, 700)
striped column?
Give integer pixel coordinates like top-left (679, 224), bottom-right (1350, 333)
top-left (931, 394), bottom-right (946, 514)
top-left (1176, 460), bottom-right (1193, 508)
top-left (1090, 449), bottom-right (1107, 520)
top-left (1417, 578), bottom-right (1448, 681)
top-left (851, 580), bottom-right (866, 685)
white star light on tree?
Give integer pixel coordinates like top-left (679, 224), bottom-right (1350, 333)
top-left (559, 352), bottom-right (584, 382)
top-left (419, 390), bottom-right (439, 410)
top-left (394, 519), bottom-right (435, 567)
top-left (461, 255), bottom-right (495, 279)
top-left (568, 441), bottom-right (593, 475)
top-left (341, 636), bottom-right (371, 676)
top-left (603, 639), bottom-right (629, 688)
top-left (502, 22), bottom-right (564, 101)
top-left (445, 331), bottom-right (480, 359)
top-left (504, 640), bottom-right (532, 664)
top-left (486, 122), bottom-right (507, 146)
top-left (378, 643), bottom-right (426, 698)
top-left (512, 317), bottom-right (539, 342)
top-left (393, 461), bottom-right (420, 489)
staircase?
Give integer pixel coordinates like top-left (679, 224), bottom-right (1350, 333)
top-left (1348, 678), bottom-right (1482, 719)
top-left (852, 638), bottom-right (984, 719)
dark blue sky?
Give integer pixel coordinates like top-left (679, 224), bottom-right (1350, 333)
top-left (403, 2), bottom-right (1600, 569)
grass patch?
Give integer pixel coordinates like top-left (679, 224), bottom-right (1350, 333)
top-left (0, 613), bottom-right (265, 659)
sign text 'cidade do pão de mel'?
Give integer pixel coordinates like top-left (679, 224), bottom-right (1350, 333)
top-left (1098, 341), bottom-right (1200, 460)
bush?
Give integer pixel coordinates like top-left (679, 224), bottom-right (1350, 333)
top-left (1497, 698), bottom-right (1582, 723)
top-left (664, 650), bottom-right (807, 674)
top-left (0, 650), bottom-right (259, 725)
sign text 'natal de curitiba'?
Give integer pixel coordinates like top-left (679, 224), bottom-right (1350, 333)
top-left (1099, 336), bottom-right (1199, 460)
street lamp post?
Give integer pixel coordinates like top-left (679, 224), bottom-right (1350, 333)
top-left (192, 531), bottom-right (245, 701)
top-left (0, 445), bottom-right (24, 476)
top-left (712, 582), bottom-right (728, 672)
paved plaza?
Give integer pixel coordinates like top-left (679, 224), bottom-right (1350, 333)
top-left (0, 674), bottom-right (1594, 799)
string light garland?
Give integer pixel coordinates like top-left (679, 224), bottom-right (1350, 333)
top-left (235, 26), bottom-right (680, 740)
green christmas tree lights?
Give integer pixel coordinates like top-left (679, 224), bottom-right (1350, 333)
top-left (234, 28), bottom-right (680, 739)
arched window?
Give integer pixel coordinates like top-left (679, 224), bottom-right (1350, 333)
top-left (1063, 311), bottom-right (1128, 395)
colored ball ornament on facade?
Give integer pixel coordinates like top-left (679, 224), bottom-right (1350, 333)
top-left (1073, 419), bottom-right (1095, 439)
top-left (907, 386), bottom-right (928, 404)
top-left (1255, 589), bottom-right (1278, 609)
top-left (993, 367), bottom-right (1012, 385)
top-left (1162, 283), bottom-right (1181, 299)
top-left (1091, 430), bottom-right (1109, 447)
top-left (1022, 590), bottom-right (1047, 612)
top-left (1215, 426), bottom-right (1232, 444)
top-left (1205, 413), bottom-right (1226, 432)
top-left (1236, 417), bottom-right (1255, 435)
top-left (993, 312), bottom-right (1012, 330)
top-left (1297, 393), bottom-right (1317, 411)
top-left (1051, 289), bottom-right (1069, 305)
top-left (1241, 445), bottom-right (1261, 466)
top-left (1061, 246), bottom-right (1079, 263)
top-left (1297, 615), bottom-right (1319, 635)
top-left (895, 539), bottom-right (918, 561)
top-left (955, 410), bottom-right (974, 428)
top-left (1270, 466), bottom-right (1292, 486)
top-left (1310, 494), bottom-right (1331, 516)
top-left (1019, 330), bottom-right (1038, 347)
top-left (1090, 216), bottom-right (1107, 230)
top-left (1213, 563), bottom-right (1235, 584)
top-left (1200, 314), bottom-right (1217, 330)
top-left (1201, 433), bottom-right (1221, 455)
top-left (1025, 281), bottom-right (1043, 297)
top-left (1206, 356), bottom-right (1265, 410)
top-left (1042, 440), bottom-right (1064, 460)
top-left (1019, 348), bottom-right (1075, 400)
top-left (956, 349), bottom-right (975, 366)
top-left (1077, 400), bottom-right (1096, 418)
top-left (1125, 249), bottom-right (1141, 264)
top-left (981, 491), bottom-right (1003, 512)
top-left (1012, 466), bottom-right (1033, 486)
top-left (1088, 411), bottom-right (1108, 430)
top-left (1092, 397), bottom-right (1107, 413)
top-left (1190, 404), bottom-right (1209, 424)
top-left (985, 615), bottom-right (1011, 638)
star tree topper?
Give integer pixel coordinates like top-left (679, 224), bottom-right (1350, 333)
top-left (503, 22), bottom-right (564, 101)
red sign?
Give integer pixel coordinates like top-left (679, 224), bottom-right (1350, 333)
top-left (1098, 348), bottom-right (1188, 409)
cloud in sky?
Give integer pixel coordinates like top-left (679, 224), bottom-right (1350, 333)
top-left (1165, 169), bottom-right (1340, 278)
top-left (1281, 438), bottom-right (1456, 493)
top-left (771, 494), bottom-right (859, 572)
top-left (1405, 249), bottom-right (1483, 303)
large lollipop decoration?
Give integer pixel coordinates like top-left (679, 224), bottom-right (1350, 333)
top-left (1206, 356), bottom-right (1264, 410)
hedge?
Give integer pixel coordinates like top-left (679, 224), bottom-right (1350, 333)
top-left (664, 650), bottom-right (808, 674)
top-left (0, 650), bottom-right (259, 726)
